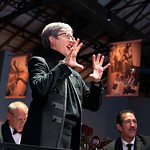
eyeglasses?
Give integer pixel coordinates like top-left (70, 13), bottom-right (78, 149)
top-left (57, 33), bottom-right (75, 41)
top-left (10, 113), bottom-right (27, 123)
top-left (123, 119), bottom-right (137, 124)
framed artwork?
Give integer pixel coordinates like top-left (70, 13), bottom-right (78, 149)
top-left (5, 55), bottom-right (29, 99)
top-left (106, 39), bottom-right (142, 97)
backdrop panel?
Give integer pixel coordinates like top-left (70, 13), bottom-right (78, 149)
top-left (106, 39), bottom-right (142, 97)
top-left (5, 55), bottom-right (29, 99)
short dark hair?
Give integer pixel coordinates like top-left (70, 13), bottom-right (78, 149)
top-left (116, 110), bottom-right (135, 126)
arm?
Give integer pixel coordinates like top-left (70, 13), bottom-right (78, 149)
top-left (82, 53), bottom-right (110, 111)
top-left (28, 56), bottom-right (71, 96)
top-left (60, 38), bottom-right (109, 111)
top-left (82, 80), bottom-right (104, 111)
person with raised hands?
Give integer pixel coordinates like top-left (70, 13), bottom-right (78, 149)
top-left (21, 22), bottom-right (110, 150)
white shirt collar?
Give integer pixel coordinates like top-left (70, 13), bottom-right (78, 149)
top-left (9, 125), bottom-right (14, 135)
top-left (121, 137), bottom-right (135, 150)
top-left (9, 125), bottom-right (22, 144)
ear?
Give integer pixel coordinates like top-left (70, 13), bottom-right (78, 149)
top-left (116, 123), bottom-right (122, 132)
top-left (7, 112), bottom-right (11, 120)
top-left (49, 36), bottom-right (55, 46)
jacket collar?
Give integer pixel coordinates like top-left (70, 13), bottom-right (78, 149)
top-left (46, 48), bottom-right (65, 60)
top-left (115, 135), bottom-right (142, 150)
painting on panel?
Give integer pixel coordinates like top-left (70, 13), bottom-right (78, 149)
top-left (5, 55), bottom-right (29, 98)
top-left (106, 39), bottom-right (142, 97)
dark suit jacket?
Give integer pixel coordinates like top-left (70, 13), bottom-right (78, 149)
top-left (103, 134), bottom-right (150, 150)
top-left (21, 49), bottom-right (103, 150)
top-left (0, 121), bottom-right (15, 148)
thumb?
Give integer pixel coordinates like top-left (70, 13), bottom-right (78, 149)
top-left (89, 73), bottom-right (94, 78)
top-left (76, 63), bottom-right (84, 70)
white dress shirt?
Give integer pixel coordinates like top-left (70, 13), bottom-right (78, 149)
top-left (9, 126), bottom-right (22, 144)
top-left (121, 137), bottom-right (135, 150)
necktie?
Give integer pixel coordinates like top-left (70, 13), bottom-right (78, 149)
top-left (126, 144), bottom-right (133, 150)
top-left (13, 129), bottom-right (22, 135)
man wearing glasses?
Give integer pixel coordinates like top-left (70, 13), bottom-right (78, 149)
top-left (103, 110), bottom-right (150, 150)
top-left (21, 22), bottom-right (110, 150)
top-left (0, 101), bottom-right (28, 146)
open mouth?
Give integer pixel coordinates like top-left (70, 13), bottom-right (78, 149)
top-left (67, 44), bottom-right (73, 50)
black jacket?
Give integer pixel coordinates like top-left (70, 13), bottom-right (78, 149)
top-left (0, 121), bottom-right (16, 146)
top-left (21, 49), bottom-right (103, 149)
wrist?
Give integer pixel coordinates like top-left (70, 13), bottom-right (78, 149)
top-left (59, 60), bottom-right (65, 64)
top-left (91, 80), bottom-right (102, 87)
top-left (91, 79), bottom-right (100, 83)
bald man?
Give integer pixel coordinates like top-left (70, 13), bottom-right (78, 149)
top-left (0, 101), bottom-right (28, 146)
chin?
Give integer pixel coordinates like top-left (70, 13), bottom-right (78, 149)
top-left (64, 51), bottom-right (69, 56)
top-left (130, 133), bottom-right (136, 138)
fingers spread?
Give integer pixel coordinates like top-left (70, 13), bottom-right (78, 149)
top-left (72, 38), bottom-right (83, 54)
top-left (103, 63), bottom-right (110, 70)
top-left (96, 54), bottom-right (101, 63)
top-left (99, 55), bottom-right (104, 66)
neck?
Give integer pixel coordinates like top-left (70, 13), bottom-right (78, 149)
top-left (122, 136), bottom-right (134, 143)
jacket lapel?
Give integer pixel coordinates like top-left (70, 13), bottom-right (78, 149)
top-left (135, 135), bottom-right (142, 150)
top-left (2, 121), bottom-right (15, 143)
top-left (115, 137), bottom-right (123, 150)
top-left (68, 75), bottom-right (82, 112)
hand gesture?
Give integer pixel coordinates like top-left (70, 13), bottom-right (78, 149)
top-left (63, 38), bottom-right (84, 69)
top-left (89, 54), bottom-right (110, 82)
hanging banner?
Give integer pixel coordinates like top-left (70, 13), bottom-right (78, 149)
top-left (5, 55), bottom-right (29, 99)
top-left (106, 39), bottom-right (142, 97)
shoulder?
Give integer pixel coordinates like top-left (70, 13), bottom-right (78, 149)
top-left (103, 139), bottom-right (116, 150)
top-left (103, 137), bottom-right (121, 150)
top-left (136, 134), bottom-right (150, 150)
top-left (0, 121), bottom-right (9, 132)
top-left (136, 134), bottom-right (150, 142)
top-left (29, 55), bottom-right (59, 69)
top-left (28, 56), bottom-right (49, 69)
top-left (29, 56), bottom-right (46, 63)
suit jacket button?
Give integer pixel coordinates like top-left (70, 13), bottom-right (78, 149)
top-left (56, 89), bottom-right (59, 94)
top-left (52, 102), bottom-right (56, 107)
top-left (53, 88), bottom-right (57, 92)
top-left (52, 118), bottom-right (57, 122)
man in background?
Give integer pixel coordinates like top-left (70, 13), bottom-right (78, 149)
top-left (103, 110), bottom-right (150, 150)
top-left (0, 101), bottom-right (28, 147)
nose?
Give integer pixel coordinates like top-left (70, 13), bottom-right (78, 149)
top-left (69, 38), bottom-right (74, 43)
top-left (69, 35), bottom-right (75, 42)
top-left (130, 121), bottom-right (136, 126)
top-left (69, 39), bottom-right (74, 47)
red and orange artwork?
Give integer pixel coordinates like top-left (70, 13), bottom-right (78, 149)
top-left (5, 55), bottom-right (29, 98)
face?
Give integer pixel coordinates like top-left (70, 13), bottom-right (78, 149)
top-left (49, 30), bottom-right (74, 56)
top-left (7, 107), bottom-right (28, 132)
top-left (117, 112), bottom-right (137, 142)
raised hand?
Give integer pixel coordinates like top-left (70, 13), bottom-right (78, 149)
top-left (63, 38), bottom-right (84, 69)
top-left (89, 54), bottom-right (110, 82)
